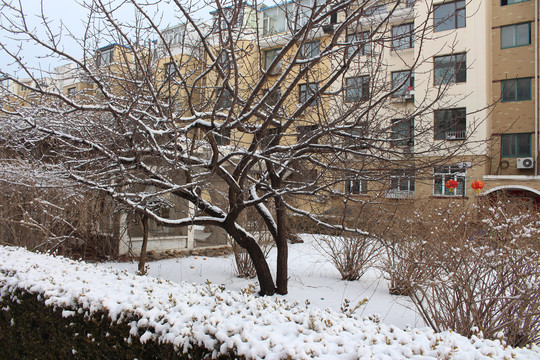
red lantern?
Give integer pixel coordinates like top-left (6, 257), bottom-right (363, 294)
top-left (445, 179), bottom-right (458, 192)
top-left (471, 180), bottom-right (485, 193)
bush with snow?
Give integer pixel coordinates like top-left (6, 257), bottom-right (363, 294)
top-left (1, 246), bottom-right (539, 359)
top-left (384, 200), bottom-right (540, 347)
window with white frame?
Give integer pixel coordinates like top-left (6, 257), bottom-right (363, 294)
top-left (299, 83), bottom-right (319, 106)
top-left (345, 76), bottom-right (369, 102)
top-left (163, 26), bottom-right (185, 46)
top-left (67, 87), bottom-right (76, 96)
top-left (434, 0), bottom-right (466, 32)
top-left (433, 165), bottom-right (465, 196)
top-left (391, 70), bottom-right (414, 97)
top-left (346, 31), bottom-right (371, 58)
top-left (434, 108), bottom-right (466, 140)
top-left (389, 174), bottom-right (415, 195)
top-left (345, 178), bottom-right (368, 195)
top-left (164, 62), bottom-right (177, 78)
top-left (434, 53), bottom-right (466, 85)
top-left (392, 23), bottom-right (414, 50)
top-left (264, 48), bottom-right (282, 74)
top-left (301, 41), bottom-right (320, 59)
top-left (501, 22), bottom-right (531, 48)
top-left (96, 47), bottom-right (114, 66)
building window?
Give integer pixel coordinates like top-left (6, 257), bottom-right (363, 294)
top-left (392, 23), bottom-right (414, 50)
top-left (434, 0), bottom-right (466, 32)
top-left (297, 124), bottom-right (318, 143)
top-left (263, 88), bottom-right (281, 107)
top-left (260, 127), bottom-right (280, 149)
top-left (346, 31), bottom-right (371, 57)
top-left (216, 88), bottom-right (233, 109)
top-left (433, 165), bottom-right (465, 196)
top-left (434, 108), bottom-right (466, 140)
top-left (501, 0), bottom-right (530, 5)
top-left (67, 87), bottom-right (76, 96)
top-left (264, 48), bottom-right (282, 74)
top-left (501, 22), bottom-right (531, 48)
top-left (501, 78), bottom-right (532, 102)
top-left (345, 178), bottom-right (368, 195)
top-left (164, 62), bottom-right (177, 78)
top-left (299, 83), bottom-right (319, 106)
top-left (301, 41), bottom-right (320, 59)
top-left (343, 123), bottom-right (369, 150)
top-left (345, 76), bottom-right (369, 102)
top-left (163, 26), bottom-right (184, 46)
top-left (96, 47), bottom-right (114, 66)
top-left (501, 133), bottom-right (531, 157)
top-left (389, 175), bottom-right (415, 196)
top-left (391, 118), bottom-right (414, 146)
top-left (214, 128), bottom-right (231, 146)
top-left (391, 70), bottom-right (414, 97)
top-left (217, 51), bottom-right (232, 71)
top-left (433, 53), bottom-right (466, 85)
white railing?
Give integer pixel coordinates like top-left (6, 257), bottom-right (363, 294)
top-left (445, 130), bottom-right (466, 140)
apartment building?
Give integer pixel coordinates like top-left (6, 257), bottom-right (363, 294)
top-left (44, 0), bottom-right (540, 215)
top-left (483, 0), bottom-right (540, 202)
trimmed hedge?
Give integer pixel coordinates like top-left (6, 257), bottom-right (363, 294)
top-left (0, 289), bottom-right (237, 359)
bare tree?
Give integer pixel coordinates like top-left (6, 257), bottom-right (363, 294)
top-left (0, 0), bottom-right (487, 295)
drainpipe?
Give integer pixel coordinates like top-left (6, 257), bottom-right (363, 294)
top-left (534, 0), bottom-right (540, 176)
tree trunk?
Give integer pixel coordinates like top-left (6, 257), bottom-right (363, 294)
top-left (225, 220), bottom-right (276, 295)
top-left (275, 196), bottom-right (288, 295)
top-left (138, 215), bottom-right (149, 275)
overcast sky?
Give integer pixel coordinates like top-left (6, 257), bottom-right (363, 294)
top-left (0, 0), bottom-right (210, 76)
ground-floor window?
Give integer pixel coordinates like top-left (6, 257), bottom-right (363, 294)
top-left (345, 178), bottom-right (368, 195)
top-left (433, 165), bottom-right (465, 196)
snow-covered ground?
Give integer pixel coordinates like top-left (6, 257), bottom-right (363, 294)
top-left (105, 234), bottom-right (422, 330)
top-left (2, 244), bottom-right (540, 359)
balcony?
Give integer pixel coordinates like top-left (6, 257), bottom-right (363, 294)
top-left (445, 131), bottom-right (466, 140)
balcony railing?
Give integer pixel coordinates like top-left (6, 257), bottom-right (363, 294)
top-left (385, 190), bottom-right (414, 199)
top-left (445, 131), bottom-right (466, 140)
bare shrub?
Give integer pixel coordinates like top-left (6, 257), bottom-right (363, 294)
top-left (381, 236), bottom-right (427, 296)
top-left (316, 232), bottom-right (381, 281)
top-left (0, 181), bottom-right (118, 259)
top-left (403, 198), bottom-right (540, 347)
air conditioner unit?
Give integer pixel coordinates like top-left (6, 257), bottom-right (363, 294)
top-left (516, 157), bottom-right (534, 169)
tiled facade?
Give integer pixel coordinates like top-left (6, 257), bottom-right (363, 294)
top-left (484, 0), bottom-right (540, 201)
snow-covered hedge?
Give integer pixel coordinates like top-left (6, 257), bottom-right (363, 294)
top-left (1, 246), bottom-right (539, 359)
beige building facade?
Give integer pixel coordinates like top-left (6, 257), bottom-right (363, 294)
top-left (482, 0), bottom-right (540, 202)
